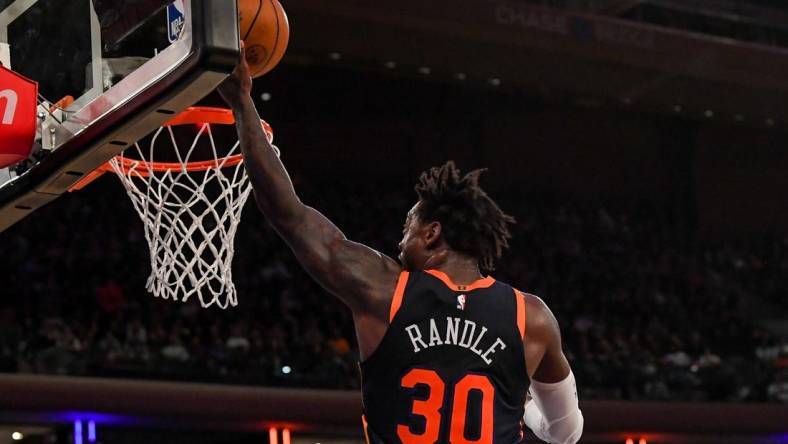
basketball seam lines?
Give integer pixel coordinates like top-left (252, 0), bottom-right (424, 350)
top-left (242, 0), bottom-right (264, 42)
top-left (260, 0), bottom-right (281, 76)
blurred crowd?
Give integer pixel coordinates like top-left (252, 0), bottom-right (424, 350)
top-left (0, 177), bottom-right (786, 403)
top-left (522, 0), bottom-right (788, 50)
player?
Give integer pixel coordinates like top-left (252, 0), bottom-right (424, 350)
top-left (217, 45), bottom-right (583, 444)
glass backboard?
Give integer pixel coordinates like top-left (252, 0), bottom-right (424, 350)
top-left (0, 0), bottom-right (240, 232)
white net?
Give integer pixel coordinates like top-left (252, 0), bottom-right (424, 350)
top-left (108, 115), bottom-right (274, 309)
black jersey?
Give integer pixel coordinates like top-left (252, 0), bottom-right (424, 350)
top-left (360, 269), bottom-right (529, 444)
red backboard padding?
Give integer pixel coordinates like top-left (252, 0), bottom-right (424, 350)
top-left (0, 65), bottom-right (37, 168)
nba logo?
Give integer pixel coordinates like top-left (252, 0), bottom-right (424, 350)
top-left (456, 294), bottom-right (466, 311)
top-left (167, 0), bottom-right (186, 43)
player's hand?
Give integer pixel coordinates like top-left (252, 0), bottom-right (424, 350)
top-left (218, 41), bottom-right (253, 109)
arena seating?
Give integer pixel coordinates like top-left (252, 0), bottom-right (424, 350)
top-left (0, 177), bottom-right (785, 402)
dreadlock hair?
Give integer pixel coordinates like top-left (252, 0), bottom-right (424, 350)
top-left (414, 161), bottom-right (515, 272)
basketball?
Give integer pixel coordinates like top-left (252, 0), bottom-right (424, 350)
top-left (239, 0), bottom-right (290, 78)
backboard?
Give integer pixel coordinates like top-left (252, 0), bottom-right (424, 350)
top-left (0, 0), bottom-right (240, 232)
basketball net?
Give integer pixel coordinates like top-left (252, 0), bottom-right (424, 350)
top-left (73, 107), bottom-right (276, 309)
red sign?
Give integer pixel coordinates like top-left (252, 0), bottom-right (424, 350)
top-left (0, 65), bottom-right (37, 168)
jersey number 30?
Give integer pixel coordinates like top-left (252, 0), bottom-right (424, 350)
top-left (398, 368), bottom-right (494, 444)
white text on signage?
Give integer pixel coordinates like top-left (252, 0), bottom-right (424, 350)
top-left (0, 89), bottom-right (19, 125)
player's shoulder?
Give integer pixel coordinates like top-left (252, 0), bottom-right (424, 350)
top-left (510, 289), bottom-right (560, 341)
top-left (495, 279), bottom-right (544, 304)
top-left (519, 291), bottom-right (547, 311)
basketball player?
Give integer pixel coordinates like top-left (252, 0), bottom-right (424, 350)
top-left (217, 46), bottom-right (583, 444)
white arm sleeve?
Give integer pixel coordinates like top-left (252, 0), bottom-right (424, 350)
top-left (523, 371), bottom-right (584, 444)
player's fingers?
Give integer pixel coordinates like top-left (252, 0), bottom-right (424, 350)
top-left (232, 41), bottom-right (248, 78)
top-left (238, 40), bottom-right (251, 71)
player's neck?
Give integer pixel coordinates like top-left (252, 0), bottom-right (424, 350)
top-left (430, 255), bottom-right (484, 284)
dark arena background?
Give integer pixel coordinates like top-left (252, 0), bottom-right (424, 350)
top-left (1, 0), bottom-right (787, 443)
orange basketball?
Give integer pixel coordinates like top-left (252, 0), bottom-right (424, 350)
top-left (239, 0), bottom-right (290, 78)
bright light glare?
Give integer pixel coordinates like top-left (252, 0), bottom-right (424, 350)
top-left (11, 432), bottom-right (23, 440)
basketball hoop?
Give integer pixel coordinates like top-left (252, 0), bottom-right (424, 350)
top-left (72, 107), bottom-right (276, 309)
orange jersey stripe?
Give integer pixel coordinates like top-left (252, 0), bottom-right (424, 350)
top-left (362, 415), bottom-right (371, 444)
top-left (515, 289), bottom-right (526, 339)
top-left (424, 269), bottom-right (495, 292)
top-left (389, 271), bottom-right (410, 322)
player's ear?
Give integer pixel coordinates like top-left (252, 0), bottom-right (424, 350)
top-left (424, 221), bottom-right (442, 248)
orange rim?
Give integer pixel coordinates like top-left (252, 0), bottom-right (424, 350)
top-left (69, 107), bottom-right (272, 191)
top-left (92, 154), bottom-right (245, 177)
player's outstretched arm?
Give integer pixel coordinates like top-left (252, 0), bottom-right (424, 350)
top-left (217, 46), bottom-right (400, 312)
top-left (522, 294), bottom-right (584, 444)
